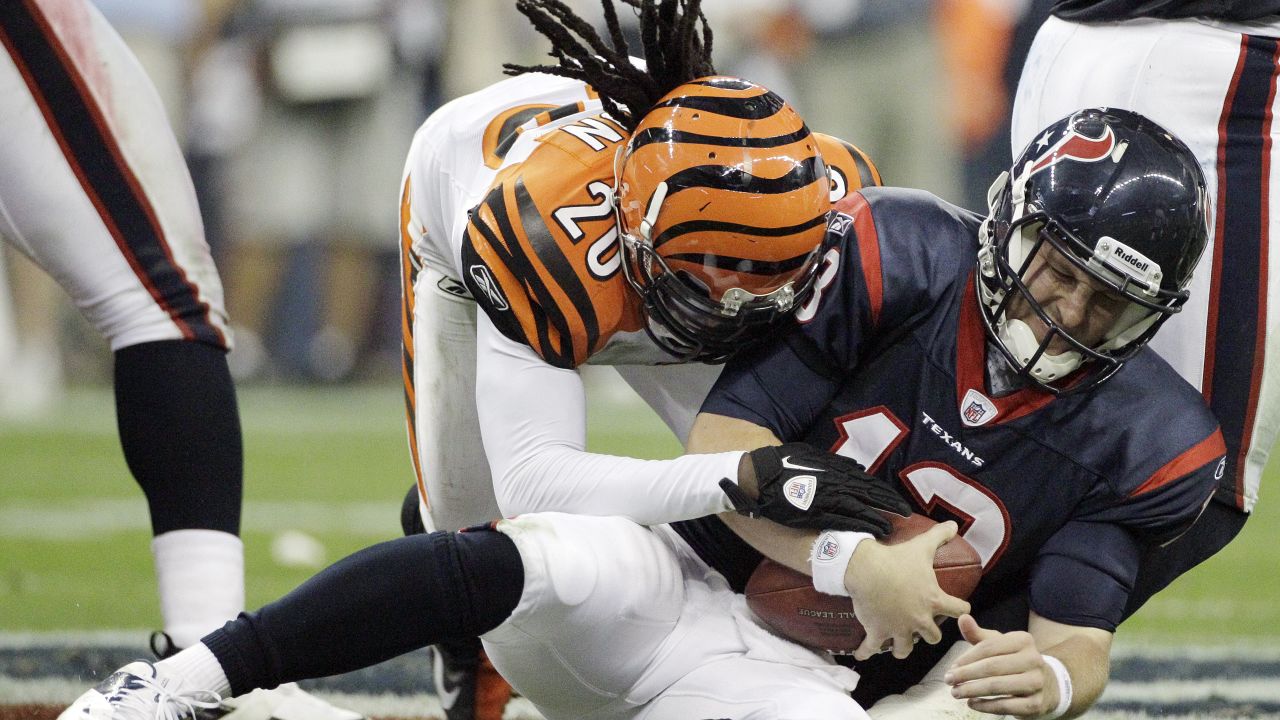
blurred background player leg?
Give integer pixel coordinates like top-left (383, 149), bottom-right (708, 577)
top-left (0, 248), bottom-right (64, 420)
top-left (0, 2), bottom-right (362, 718)
top-left (1011, 7), bottom-right (1279, 614)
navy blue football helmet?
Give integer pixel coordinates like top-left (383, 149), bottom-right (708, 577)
top-left (977, 107), bottom-right (1210, 393)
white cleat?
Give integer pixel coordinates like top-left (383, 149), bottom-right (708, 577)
top-left (214, 684), bottom-right (365, 720)
top-left (58, 661), bottom-right (222, 720)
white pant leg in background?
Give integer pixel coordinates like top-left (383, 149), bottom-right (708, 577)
top-left (1013, 15), bottom-right (1280, 511)
top-left (0, 0), bottom-right (228, 352)
top-left (484, 513), bottom-right (863, 720)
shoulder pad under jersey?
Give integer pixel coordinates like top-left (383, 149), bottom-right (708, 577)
top-left (462, 112), bottom-right (643, 368)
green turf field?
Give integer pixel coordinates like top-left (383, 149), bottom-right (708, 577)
top-left (1, 381), bottom-right (1276, 644)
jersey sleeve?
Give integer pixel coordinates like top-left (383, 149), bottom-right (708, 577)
top-left (1028, 428), bottom-right (1224, 630)
top-left (1083, 427), bottom-right (1225, 544)
top-left (1027, 519), bottom-right (1142, 631)
top-left (461, 114), bottom-right (640, 369)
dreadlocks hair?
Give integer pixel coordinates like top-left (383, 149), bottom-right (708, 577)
top-left (503, 0), bottom-right (716, 132)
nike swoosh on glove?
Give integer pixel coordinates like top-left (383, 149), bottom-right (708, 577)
top-left (719, 442), bottom-right (911, 536)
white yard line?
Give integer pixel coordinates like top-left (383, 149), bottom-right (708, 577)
top-left (0, 500), bottom-right (400, 539)
top-left (1102, 677), bottom-right (1280, 703)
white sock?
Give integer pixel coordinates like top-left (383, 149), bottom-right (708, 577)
top-left (157, 642), bottom-right (233, 698)
top-left (152, 529), bottom-right (245, 648)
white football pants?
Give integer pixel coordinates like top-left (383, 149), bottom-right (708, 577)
top-left (484, 513), bottom-right (868, 720)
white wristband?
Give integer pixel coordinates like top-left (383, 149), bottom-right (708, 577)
top-left (809, 530), bottom-right (872, 596)
top-left (1040, 654), bottom-right (1073, 720)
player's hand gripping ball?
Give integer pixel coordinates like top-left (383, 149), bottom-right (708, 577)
top-left (744, 513), bottom-right (981, 653)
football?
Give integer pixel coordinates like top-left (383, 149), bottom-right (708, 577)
top-left (744, 513), bottom-right (982, 653)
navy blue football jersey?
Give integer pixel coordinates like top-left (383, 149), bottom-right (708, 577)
top-left (701, 187), bottom-right (1226, 632)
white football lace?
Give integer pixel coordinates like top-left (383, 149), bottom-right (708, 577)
top-left (113, 671), bottom-right (224, 720)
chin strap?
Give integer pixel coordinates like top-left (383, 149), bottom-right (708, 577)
top-left (1002, 318), bottom-right (1082, 382)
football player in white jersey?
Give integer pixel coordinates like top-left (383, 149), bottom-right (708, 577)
top-left (395, 0), bottom-right (893, 716)
top-left (0, 2), bottom-right (358, 718)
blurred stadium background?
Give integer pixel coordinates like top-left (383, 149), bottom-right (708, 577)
top-left (1, 0), bottom-right (1277, 717)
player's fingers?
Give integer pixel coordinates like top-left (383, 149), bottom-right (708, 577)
top-left (917, 617), bottom-right (943, 646)
top-left (934, 591), bottom-right (970, 620)
top-left (956, 613), bottom-right (997, 645)
top-left (925, 520), bottom-right (959, 547)
top-left (890, 632), bottom-right (918, 660)
top-left (949, 663), bottom-right (1041, 697)
top-left (949, 630), bottom-right (1017, 671)
top-left (854, 632), bottom-right (889, 662)
top-left (967, 693), bottom-right (1046, 718)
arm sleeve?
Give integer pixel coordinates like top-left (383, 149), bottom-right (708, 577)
top-left (1029, 449), bottom-right (1222, 631)
top-left (475, 312), bottom-right (741, 525)
top-left (1027, 520), bottom-right (1142, 632)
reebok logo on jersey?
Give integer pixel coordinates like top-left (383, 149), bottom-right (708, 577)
top-left (781, 456), bottom-right (825, 473)
top-left (826, 211), bottom-right (854, 237)
top-left (920, 412), bottom-right (985, 467)
top-left (783, 476), bottom-right (817, 511)
top-left (468, 264), bottom-right (509, 311)
top-left (436, 275), bottom-right (472, 299)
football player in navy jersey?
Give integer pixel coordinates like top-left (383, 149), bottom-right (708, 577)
top-left (687, 107), bottom-right (1224, 718)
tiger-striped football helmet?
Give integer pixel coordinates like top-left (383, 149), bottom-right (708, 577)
top-left (614, 77), bottom-right (831, 362)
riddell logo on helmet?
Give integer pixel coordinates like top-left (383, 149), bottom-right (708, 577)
top-left (1112, 245), bottom-right (1150, 273)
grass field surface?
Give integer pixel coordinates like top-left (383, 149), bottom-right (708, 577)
top-left (1, 379), bottom-right (1277, 717)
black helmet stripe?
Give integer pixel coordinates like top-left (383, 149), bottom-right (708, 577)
top-left (629, 125), bottom-right (811, 150)
top-left (648, 90), bottom-right (786, 120)
top-left (652, 212), bottom-right (829, 249)
top-left (661, 155), bottom-right (825, 196)
top-left (663, 251), bottom-right (814, 276)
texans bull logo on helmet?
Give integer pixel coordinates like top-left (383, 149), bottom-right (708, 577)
top-left (1025, 120), bottom-right (1120, 178)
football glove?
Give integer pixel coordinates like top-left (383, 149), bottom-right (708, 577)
top-left (719, 443), bottom-right (910, 536)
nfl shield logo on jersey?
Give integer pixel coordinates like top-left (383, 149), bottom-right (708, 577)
top-left (960, 388), bottom-right (998, 427)
top-left (783, 476), bottom-right (817, 511)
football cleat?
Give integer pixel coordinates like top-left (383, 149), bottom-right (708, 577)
top-left (149, 632), bottom-right (366, 720)
top-left (430, 641), bottom-right (513, 720)
top-left (212, 683), bottom-right (365, 720)
top-left (57, 661), bottom-right (222, 720)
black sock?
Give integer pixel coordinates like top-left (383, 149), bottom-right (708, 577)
top-left (115, 340), bottom-right (242, 535)
top-left (203, 529), bottom-right (523, 695)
